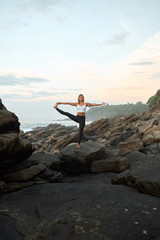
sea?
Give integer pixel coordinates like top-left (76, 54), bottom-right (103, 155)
top-left (20, 119), bottom-right (93, 133)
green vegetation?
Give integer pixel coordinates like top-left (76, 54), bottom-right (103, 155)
top-left (86, 102), bottom-right (148, 120)
top-left (147, 89), bottom-right (160, 111)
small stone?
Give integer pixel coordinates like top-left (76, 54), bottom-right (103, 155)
top-left (153, 208), bottom-right (157, 210)
top-left (143, 230), bottom-right (148, 235)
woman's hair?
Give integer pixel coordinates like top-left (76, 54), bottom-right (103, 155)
top-left (78, 94), bottom-right (84, 103)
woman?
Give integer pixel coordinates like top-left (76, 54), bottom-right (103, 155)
top-left (54, 94), bottom-right (105, 148)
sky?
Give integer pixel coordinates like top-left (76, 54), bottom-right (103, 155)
top-left (0, 0), bottom-right (160, 122)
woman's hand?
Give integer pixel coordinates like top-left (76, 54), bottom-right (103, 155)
top-left (53, 102), bottom-right (59, 109)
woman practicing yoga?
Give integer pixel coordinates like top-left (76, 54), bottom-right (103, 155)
top-left (54, 94), bottom-right (105, 148)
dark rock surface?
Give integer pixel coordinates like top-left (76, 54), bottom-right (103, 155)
top-left (112, 155), bottom-right (160, 197)
top-left (1, 173), bottom-right (160, 240)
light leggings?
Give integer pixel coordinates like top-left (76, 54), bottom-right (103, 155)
top-left (56, 108), bottom-right (85, 144)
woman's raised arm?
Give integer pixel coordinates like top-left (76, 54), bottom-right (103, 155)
top-left (86, 102), bottom-right (105, 107)
top-left (57, 102), bottom-right (77, 106)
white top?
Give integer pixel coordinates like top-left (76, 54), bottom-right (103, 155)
top-left (77, 104), bottom-right (86, 113)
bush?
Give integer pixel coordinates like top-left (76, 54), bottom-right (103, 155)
top-left (147, 89), bottom-right (160, 111)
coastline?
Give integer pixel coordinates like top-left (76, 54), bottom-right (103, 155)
top-left (20, 119), bottom-right (93, 133)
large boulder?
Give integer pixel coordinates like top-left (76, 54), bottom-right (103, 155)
top-left (0, 133), bottom-right (33, 161)
top-left (0, 99), bottom-right (34, 174)
top-left (112, 155), bottom-right (160, 197)
top-left (59, 140), bottom-right (106, 173)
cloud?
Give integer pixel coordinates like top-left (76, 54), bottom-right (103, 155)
top-left (14, 0), bottom-right (70, 25)
top-left (15, 0), bottom-right (70, 15)
top-left (100, 31), bottom-right (130, 46)
top-left (0, 89), bottom-right (83, 101)
top-left (128, 61), bottom-right (154, 66)
top-left (1, 91), bottom-right (57, 99)
top-left (20, 0), bottom-right (65, 12)
top-left (2, 19), bottom-right (29, 31)
top-left (0, 74), bottom-right (49, 86)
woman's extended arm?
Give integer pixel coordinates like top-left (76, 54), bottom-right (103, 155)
top-left (56, 102), bottom-right (77, 106)
top-left (86, 102), bottom-right (105, 107)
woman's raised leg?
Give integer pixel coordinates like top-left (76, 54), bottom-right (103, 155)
top-left (56, 108), bottom-right (79, 123)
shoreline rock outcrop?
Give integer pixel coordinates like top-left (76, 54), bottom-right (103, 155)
top-left (19, 109), bottom-right (160, 199)
top-left (1, 99), bottom-right (160, 239)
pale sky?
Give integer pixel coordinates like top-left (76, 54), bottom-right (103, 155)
top-left (0, 0), bottom-right (160, 122)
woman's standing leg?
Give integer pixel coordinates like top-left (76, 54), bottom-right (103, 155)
top-left (78, 116), bottom-right (85, 144)
top-left (56, 108), bottom-right (79, 123)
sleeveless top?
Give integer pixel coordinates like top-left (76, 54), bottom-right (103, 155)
top-left (77, 104), bottom-right (86, 113)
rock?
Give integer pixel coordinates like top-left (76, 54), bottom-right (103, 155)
top-left (0, 99), bottom-right (7, 110)
top-left (27, 153), bottom-right (60, 167)
top-left (91, 157), bottom-right (129, 173)
top-left (141, 144), bottom-right (160, 155)
top-left (1, 174), bottom-right (160, 240)
top-left (110, 128), bottom-right (139, 147)
top-left (112, 156), bottom-right (160, 197)
top-left (60, 140), bottom-right (106, 173)
top-left (142, 134), bottom-right (154, 146)
top-left (0, 99), bottom-right (34, 175)
top-left (105, 148), bottom-right (121, 158)
top-left (50, 158), bottom-right (66, 174)
top-left (126, 151), bottom-right (148, 167)
top-left (20, 110), bottom-right (160, 155)
top-left (118, 138), bottom-right (143, 156)
top-left (0, 181), bottom-right (6, 194)
top-left (0, 110), bottom-right (20, 133)
top-left (48, 171), bottom-right (63, 183)
top-left (3, 163), bottom-right (47, 182)
top-left (154, 131), bottom-right (160, 142)
top-left (2, 181), bottom-right (45, 194)
top-left (0, 133), bottom-right (33, 162)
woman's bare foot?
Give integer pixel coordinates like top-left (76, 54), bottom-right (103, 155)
top-left (54, 103), bottom-right (58, 109)
top-left (77, 143), bottom-right (80, 149)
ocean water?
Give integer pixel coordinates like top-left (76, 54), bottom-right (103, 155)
top-left (20, 119), bottom-right (93, 133)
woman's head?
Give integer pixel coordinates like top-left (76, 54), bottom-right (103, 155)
top-left (78, 94), bottom-right (84, 103)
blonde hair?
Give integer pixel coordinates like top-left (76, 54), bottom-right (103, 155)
top-left (78, 94), bottom-right (84, 103)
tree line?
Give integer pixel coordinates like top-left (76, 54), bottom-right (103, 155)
top-left (86, 101), bottom-right (148, 120)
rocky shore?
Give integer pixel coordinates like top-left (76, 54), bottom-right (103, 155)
top-left (1, 99), bottom-right (160, 240)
